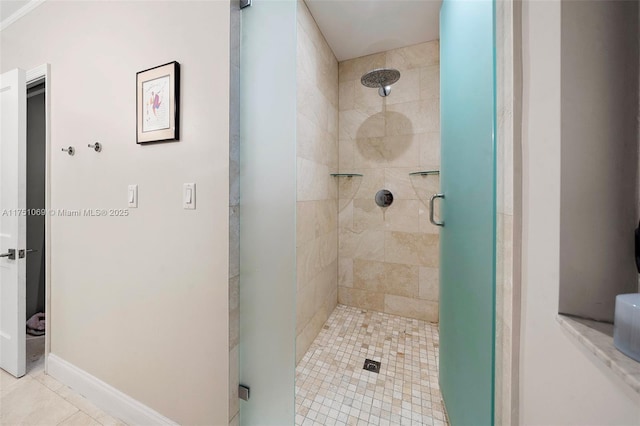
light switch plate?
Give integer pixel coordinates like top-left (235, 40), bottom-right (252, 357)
top-left (183, 183), bottom-right (196, 210)
top-left (128, 184), bottom-right (138, 208)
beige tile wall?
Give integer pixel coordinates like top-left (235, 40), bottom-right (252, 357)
top-left (495, 0), bottom-right (520, 423)
top-left (295, 1), bottom-right (339, 364)
top-left (337, 41), bottom-right (441, 322)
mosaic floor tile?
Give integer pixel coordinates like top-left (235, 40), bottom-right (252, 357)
top-left (296, 305), bottom-right (448, 425)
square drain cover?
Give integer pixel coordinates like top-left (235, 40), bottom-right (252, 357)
top-left (363, 359), bottom-right (381, 373)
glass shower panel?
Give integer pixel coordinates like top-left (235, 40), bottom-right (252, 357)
top-left (439, 0), bottom-right (496, 424)
top-left (239, 0), bottom-right (297, 424)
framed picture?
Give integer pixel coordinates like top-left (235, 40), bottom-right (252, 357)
top-left (136, 61), bottom-right (180, 143)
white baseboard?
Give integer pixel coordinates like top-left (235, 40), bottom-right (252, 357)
top-left (47, 354), bottom-right (177, 426)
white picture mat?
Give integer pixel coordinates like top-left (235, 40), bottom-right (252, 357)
top-left (142, 75), bottom-right (170, 132)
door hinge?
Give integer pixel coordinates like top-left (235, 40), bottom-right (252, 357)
top-left (239, 384), bottom-right (250, 401)
top-left (240, 0), bottom-right (251, 9)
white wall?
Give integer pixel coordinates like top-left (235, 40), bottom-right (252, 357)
top-left (559, 0), bottom-right (638, 322)
top-left (0, 1), bottom-right (230, 424)
top-left (520, 1), bottom-right (640, 423)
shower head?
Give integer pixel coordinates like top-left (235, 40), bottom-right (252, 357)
top-left (361, 68), bottom-right (401, 97)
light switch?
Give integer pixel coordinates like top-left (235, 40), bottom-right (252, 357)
top-left (183, 183), bottom-right (196, 210)
top-left (128, 184), bottom-right (138, 208)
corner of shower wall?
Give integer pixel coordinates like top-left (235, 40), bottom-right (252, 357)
top-left (228, 0), bottom-right (240, 424)
top-left (295, 0), bottom-right (339, 365)
top-left (495, 0), bottom-right (521, 424)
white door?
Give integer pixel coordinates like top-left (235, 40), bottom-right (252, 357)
top-left (0, 68), bottom-right (27, 378)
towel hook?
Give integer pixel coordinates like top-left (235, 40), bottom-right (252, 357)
top-left (88, 142), bottom-right (102, 152)
top-left (62, 146), bottom-right (75, 156)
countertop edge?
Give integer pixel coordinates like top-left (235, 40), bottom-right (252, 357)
top-left (556, 314), bottom-right (640, 395)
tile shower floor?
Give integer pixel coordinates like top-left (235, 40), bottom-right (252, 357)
top-left (295, 305), bottom-right (448, 426)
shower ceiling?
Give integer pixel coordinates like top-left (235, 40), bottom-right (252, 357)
top-left (305, 0), bottom-right (442, 61)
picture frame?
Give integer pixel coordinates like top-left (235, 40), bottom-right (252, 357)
top-left (136, 61), bottom-right (180, 144)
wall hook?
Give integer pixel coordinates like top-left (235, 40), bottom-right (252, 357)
top-left (88, 142), bottom-right (102, 152)
top-left (62, 146), bottom-right (75, 156)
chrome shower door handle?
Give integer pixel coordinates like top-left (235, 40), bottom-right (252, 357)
top-left (429, 193), bottom-right (445, 227)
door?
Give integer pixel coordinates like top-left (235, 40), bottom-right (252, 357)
top-left (0, 68), bottom-right (27, 378)
top-left (439, 0), bottom-right (496, 425)
top-left (238, 0), bottom-right (297, 424)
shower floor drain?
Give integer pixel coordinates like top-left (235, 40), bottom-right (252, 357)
top-left (363, 359), bottom-right (381, 374)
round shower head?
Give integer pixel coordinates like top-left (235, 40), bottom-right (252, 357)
top-left (361, 68), bottom-right (401, 97)
top-left (361, 68), bottom-right (401, 88)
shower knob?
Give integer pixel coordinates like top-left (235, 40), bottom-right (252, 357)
top-left (375, 189), bottom-right (394, 208)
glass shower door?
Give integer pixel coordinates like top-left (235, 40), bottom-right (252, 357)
top-left (439, 0), bottom-right (496, 424)
top-left (239, 0), bottom-right (297, 424)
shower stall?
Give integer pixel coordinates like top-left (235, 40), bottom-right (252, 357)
top-left (237, 0), bottom-right (496, 424)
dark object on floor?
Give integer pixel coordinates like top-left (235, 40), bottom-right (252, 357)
top-left (363, 359), bottom-right (381, 374)
top-left (26, 312), bottom-right (45, 336)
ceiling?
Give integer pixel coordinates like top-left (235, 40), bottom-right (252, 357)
top-left (1, 0), bottom-right (440, 61)
top-left (0, 1), bottom-right (30, 24)
top-left (305, 0), bottom-right (442, 62)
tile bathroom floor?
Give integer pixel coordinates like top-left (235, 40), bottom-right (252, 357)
top-left (0, 335), bottom-right (126, 426)
top-left (295, 305), bottom-right (448, 426)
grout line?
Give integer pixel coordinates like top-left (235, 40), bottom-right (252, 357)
top-left (55, 410), bottom-right (81, 426)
